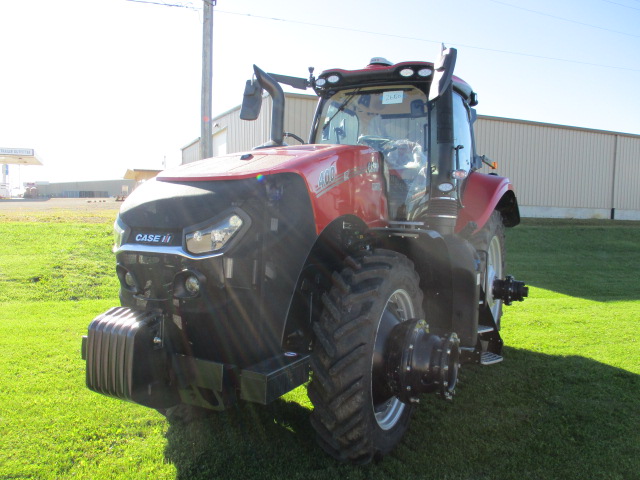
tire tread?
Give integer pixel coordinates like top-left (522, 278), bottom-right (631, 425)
top-left (308, 249), bottom-right (422, 463)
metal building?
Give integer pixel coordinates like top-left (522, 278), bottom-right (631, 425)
top-left (182, 94), bottom-right (640, 220)
top-left (182, 93), bottom-right (317, 162)
top-left (475, 117), bottom-right (640, 220)
top-left (34, 179), bottom-right (134, 198)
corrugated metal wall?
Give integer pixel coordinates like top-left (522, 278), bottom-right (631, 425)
top-left (282, 93), bottom-right (318, 142)
top-left (181, 139), bottom-right (200, 164)
top-left (182, 94), bottom-right (316, 164)
top-left (474, 117), bottom-right (639, 219)
top-left (182, 94), bottom-right (640, 219)
top-left (474, 118), bottom-right (615, 209)
top-left (614, 135), bottom-right (640, 216)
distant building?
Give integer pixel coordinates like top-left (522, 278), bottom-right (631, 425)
top-left (182, 93), bottom-right (316, 164)
top-left (1, 147), bottom-right (43, 199)
top-left (182, 93), bottom-right (640, 221)
top-left (34, 179), bottom-right (134, 198)
top-left (124, 169), bottom-right (162, 189)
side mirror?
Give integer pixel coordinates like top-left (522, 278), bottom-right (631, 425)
top-left (240, 78), bottom-right (263, 121)
top-left (428, 46), bottom-right (457, 102)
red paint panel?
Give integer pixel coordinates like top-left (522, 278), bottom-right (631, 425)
top-left (456, 172), bottom-right (513, 232)
top-left (307, 148), bottom-right (388, 234)
top-left (158, 144), bottom-right (388, 235)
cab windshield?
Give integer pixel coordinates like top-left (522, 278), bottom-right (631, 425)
top-left (312, 85), bottom-right (430, 220)
top-left (313, 85), bottom-right (428, 148)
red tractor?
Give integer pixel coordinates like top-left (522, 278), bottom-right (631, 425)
top-left (82, 47), bottom-right (527, 463)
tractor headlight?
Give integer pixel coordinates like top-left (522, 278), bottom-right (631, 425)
top-left (113, 216), bottom-right (129, 252)
top-left (185, 213), bottom-right (245, 255)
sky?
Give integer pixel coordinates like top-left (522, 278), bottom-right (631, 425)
top-left (1, 0), bottom-right (639, 188)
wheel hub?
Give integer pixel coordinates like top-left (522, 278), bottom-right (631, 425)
top-left (375, 318), bottom-right (461, 404)
top-left (492, 275), bottom-right (529, 305)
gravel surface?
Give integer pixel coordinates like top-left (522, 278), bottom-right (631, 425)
top-left (0, 198), bottom-right (121, 222)
top-left (0, 198), bottom-right (120, 211)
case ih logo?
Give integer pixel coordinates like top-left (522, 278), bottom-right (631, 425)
top-left (135, 233), bottom-right (173, 244)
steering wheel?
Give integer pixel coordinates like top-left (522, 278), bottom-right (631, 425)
top-left (357, 135), bottom-right (395, 152)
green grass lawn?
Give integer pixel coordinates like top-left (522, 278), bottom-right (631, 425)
top-left (0, 217), bottom-right (638, 480)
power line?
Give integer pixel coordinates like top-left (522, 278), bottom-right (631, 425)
top-left (600, 0), bottom-right (640, 11)
top-left (215, 9), bottom-right (640, 73)
top-left (122, 1), bottom-right (640, 73)
top-left (124, 0), bottom-right (198, 11)
top-left (486, 0), bottom-right (640, 39)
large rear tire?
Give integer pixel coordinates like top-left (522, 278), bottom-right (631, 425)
top-left (471, 211), bottom-right (506, 327)
top-left (308, 249), bottom-right (423, 463)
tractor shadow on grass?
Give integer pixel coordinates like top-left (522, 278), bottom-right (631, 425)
top-left (163, 350), bottom-right (639, 480)
top-left (163, 396), bottom-right (340, 480)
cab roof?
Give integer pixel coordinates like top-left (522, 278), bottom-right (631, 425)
top-left (316, 59), bottom-right (475, 104)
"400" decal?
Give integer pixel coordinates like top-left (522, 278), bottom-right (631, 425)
top-left (317, 164), bottom-right (337, 189)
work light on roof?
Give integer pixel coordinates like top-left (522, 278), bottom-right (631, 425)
top-left (327, 74), bottom-right (340, 84)
top-left (417, 68), bottom-right (433, 77)
top-left (399, 68), bottom-right (414, 77)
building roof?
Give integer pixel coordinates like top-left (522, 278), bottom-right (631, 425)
top-left (123, 169), bottom-right (161, 182)
top-left (0, 147), bottom-right (43, 166)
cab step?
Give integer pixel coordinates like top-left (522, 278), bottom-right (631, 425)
top-left (480, 352), bottom-right (503, 365)
top-left (477, 325), bottom-right (494, 335)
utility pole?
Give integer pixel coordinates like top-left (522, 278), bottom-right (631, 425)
top-left (200, 0), bottom-right (215, 160)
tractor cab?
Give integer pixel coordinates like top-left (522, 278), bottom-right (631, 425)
top-left (309, 52), bottom-right (478, 227)
top-left (242, 48), bottom-right (480, 231)
top-left (311, 82), bottom-right (429, 220)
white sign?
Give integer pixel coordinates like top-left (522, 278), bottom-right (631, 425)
top-left (0, 148), bottom-right (34, 156)
top-left (382, 91), bottom-right (404, 105)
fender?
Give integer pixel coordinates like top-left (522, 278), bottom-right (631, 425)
top-left (376, 229), bottom-right (479, 348)
top-left (456, 172), bottom-right (520, 233)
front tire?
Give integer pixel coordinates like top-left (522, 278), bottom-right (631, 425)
top-left (471, 211), bottom-right (506, 327)
top-left (308, 249), bottom-right (423, 463)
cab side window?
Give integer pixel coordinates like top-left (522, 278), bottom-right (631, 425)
top-left (452, 93), bottom-right (473, 172)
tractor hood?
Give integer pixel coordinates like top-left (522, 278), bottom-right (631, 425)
top-left (158, 144), bottom-right (369, 183)
top-left (121, 142), bottom-right (383, 233)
